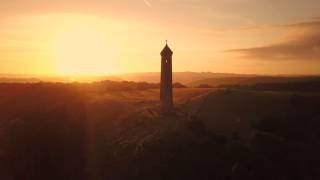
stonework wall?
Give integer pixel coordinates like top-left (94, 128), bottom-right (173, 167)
top-left (160, 52), bottom-right (173, 113)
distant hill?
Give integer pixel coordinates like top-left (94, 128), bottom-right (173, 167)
top-left (114, 72), bottom-right (255, 84)
top-left (0, 76), bottom-right (121, 83)
top-left (0, 77), bottom-right (41, 83)
top-left (2, 73), bottom-right (320, 89)
top-left (0, 72), bottom-right (253, 84)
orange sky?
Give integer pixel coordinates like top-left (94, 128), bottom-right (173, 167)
top-left (0, 0), bottom-right (320, 75)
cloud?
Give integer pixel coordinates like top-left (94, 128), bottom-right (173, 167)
top-left (227, 21), bottom-right (320, 61)
top-left (143, 0), bottom-right (152, 7)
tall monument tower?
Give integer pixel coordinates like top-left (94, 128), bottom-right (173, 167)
top-left (160, 41), bottom-right (173, 113)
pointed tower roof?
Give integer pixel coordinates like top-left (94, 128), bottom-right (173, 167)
top-left (161, 41), bottom-right (173, 56)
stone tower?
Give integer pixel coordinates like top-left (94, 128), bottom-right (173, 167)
top-left (160, 42), bottom-right (173, 113)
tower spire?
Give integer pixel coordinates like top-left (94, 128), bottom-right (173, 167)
top-left (160, 42), bottom-right (173, 114)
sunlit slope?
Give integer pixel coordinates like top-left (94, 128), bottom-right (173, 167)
top-left (85, 88), bottom-right (213, 132)
top-left (0, 83), bottom-right (212, 137)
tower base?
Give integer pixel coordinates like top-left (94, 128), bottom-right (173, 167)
top-left (160, 105), bottom-right (174, 115)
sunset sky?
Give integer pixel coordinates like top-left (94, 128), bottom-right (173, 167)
top-left (1, 0), bottom-right (320, 75)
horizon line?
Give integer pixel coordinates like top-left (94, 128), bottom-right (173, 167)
top-left (1, 71), bottom-right (320, 78)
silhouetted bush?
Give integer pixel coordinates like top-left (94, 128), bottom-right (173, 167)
top-left (196, 84), bottom-right (213, 88)
top-left (173, 82), bottom-right (187, 88)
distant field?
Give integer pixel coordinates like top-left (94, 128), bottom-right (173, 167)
top-left (188, 76), bottom-right (320, 87)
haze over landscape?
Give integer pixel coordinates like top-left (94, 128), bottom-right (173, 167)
top-left (1, 0), bottom-right (320, 76)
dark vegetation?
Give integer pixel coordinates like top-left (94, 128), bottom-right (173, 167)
top-left (190, 76), bottom-right (320, 88)
top-left (221, 79), bottom-right (320, 92)
top-left (0, 80), bottom-right (320, 180)
top-left (196, 83), bottom-right (214, 88)
top-left (172, 82), bottom-right (187, 88)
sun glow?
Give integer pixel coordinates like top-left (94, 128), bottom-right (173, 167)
top-left (52, 22), bottom-right (118, 75)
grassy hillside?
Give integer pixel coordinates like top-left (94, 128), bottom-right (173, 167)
top-left (100, 87), bottom-right (320, 180)
top-left (187, 89), bottom-right (320, 138)
top-left (1, 81), bottom-right (320, 179)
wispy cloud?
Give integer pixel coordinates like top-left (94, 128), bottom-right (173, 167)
top-left (227, 21), bottom-right (320, 61)
top-left (143, 0), bottom-right (152, 7)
